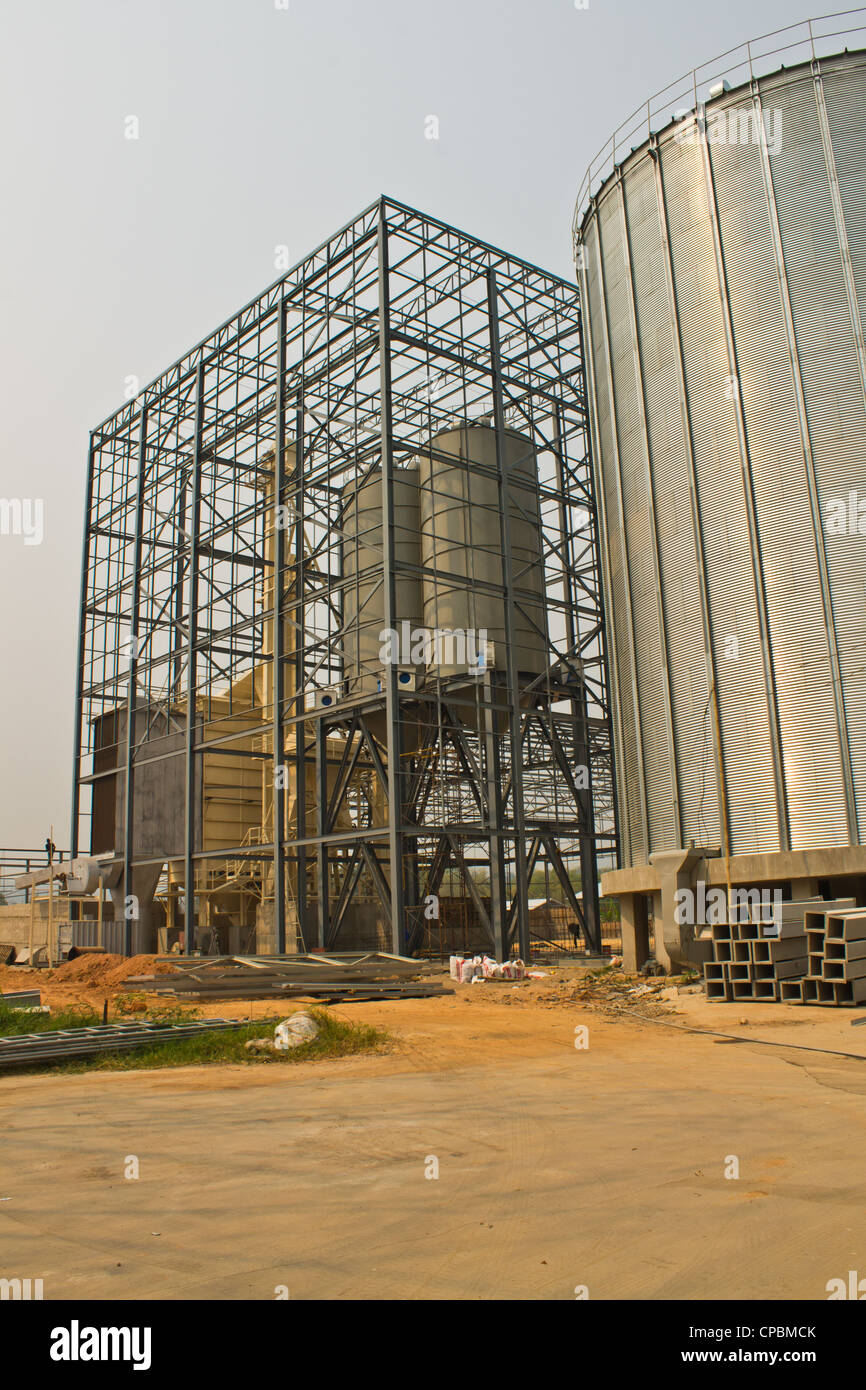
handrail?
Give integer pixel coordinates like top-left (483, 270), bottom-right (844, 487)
top-left (573, 8), bottom-right (866, 237)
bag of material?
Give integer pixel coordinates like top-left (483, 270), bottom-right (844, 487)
top-left (274, 1011), bottom-right (320, 1051)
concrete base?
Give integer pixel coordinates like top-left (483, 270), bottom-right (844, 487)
top-left (604, 846), bottom-right (866, 975)
top-left (619, 893), bottom-right (650, 972)
top-left (108, 864), bottom-right (163, 955)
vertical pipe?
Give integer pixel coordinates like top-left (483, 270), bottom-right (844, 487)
top-left (184, 365), bottom-right (205, 953)
top-left (377, 201), bottom-right (406, 954)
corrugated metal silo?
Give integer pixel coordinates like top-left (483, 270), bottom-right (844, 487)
top-left (576, 47), bottom-right (866, 870)
top-left (340, 467), bottom-right (424, 693)
top-left (418, 424), bottom-right (549, 677)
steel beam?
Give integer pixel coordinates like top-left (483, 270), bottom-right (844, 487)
top-left (183, 365), bottom-right (205, 954)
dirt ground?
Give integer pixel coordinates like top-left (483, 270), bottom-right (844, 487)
top-left (2, 958), bottom-right (866, 1300)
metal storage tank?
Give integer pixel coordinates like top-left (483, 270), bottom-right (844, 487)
top-left (340, 466), bottom-right (424, 694)
top-left (418, 424), bottom-right (548, 677)
top-left (576, 45), bottom-right (866, 870)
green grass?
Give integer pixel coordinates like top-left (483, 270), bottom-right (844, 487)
top-left (0, 1003), bottom-right (105, 1037)
top-left (0, 1005), bottom-right (388, 1074)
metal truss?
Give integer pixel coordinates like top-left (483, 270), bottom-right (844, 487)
top-left (72, 196), bottom-right (617, 959)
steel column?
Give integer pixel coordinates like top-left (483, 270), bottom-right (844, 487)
top-left (487, 270), bottom-right (530, 961)
top-left (70, 432), bottom-right (98, 860)
top-left (482, 671), bottom-right (508, 961)
top-left (272, 299), bottom-right (287, 953)
top-left (183, 365), bottom-right (205, 954)
top-left (377, 201), bottom-right (406, 954)
top-left (293, 400), bottom-right (308, 946)
top-left (315, 714), bottom-right (328, 950)
top-left (122, 404), bottom-right (148, 956)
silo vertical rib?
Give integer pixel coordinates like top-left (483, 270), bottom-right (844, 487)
top-left (812, 63), bottom-right (866, 412)
top-left (651, 142), bottom-right (731, 857)
top-left (577, 259), bottom-right (633, 865)
top-left (589, 211), bottom-right (651, 861)
top-left (616, 169), bottom-right (683, 848)
top-left (699, 131), bottom-right (791, 852)
top-left (752, 81), bottom-right (858, 846)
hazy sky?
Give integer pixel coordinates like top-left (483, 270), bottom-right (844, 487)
top-left (0, 0), bottom-right (804, 846)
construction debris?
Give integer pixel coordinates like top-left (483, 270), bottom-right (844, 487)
top-left (10, 947), bottom-right (46, 968)
top-left (122, 952), bottom-right (451, 1004)
top-left (275, 1012), bottom-right (319, 1049)
top-left (0, 989), bottom-right (42, 1011)
top-left (246, 1011), bottom-right (321, 1054)
top-left (0, 1019), bottom-right (246, 1069)
top-left (449, 955), bottom-right (526, 982)
top-left (456, 963), bottom-right (688, 1014)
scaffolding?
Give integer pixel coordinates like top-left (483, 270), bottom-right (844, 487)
top-left (71, 196), bottom-right (616, 959)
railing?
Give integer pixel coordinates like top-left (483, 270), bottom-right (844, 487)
top-left (574, 7), bottom-right (866, 233)
top-left (0, 848), bottom-right (69, 907)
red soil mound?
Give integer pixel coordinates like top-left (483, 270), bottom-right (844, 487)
top-left (53, 954), bottom-right (179, 986)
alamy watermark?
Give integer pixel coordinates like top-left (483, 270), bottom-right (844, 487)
top-left (674, 105), bottom-right (782, 155)
top-left (675, 882), bottom-right (782, 928)
top-left (824, 489), bottom-right (866, 535)
top-left (0, 498), bottom-right (43, 546)
top-left (379, 622), bottom-right (491, 672)
top-left (0, 1276), bottom-right (43, 1300)
top-left (50, 1321), bottom-right (151, 1370)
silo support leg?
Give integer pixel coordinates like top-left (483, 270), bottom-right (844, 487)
top-left (578, 831), bottom-right (602, 954)
top-left (648, 847), bottom-right (705, 973)
top-left (619, 893), bottom-right (650, 973)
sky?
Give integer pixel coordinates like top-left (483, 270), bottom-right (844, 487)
top-left (0, 0), bottom-right (806, 846)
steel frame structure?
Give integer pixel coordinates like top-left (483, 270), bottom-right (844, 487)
top-left (71, 196), bottom-right (616, 959)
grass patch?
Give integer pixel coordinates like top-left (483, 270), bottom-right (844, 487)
top-left (0, 1003), bottom-right (103, 1037)
top-left (0, 1006), bottom-right (388, 1074)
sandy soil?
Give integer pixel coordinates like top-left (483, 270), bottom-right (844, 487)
top-left (3, 960), bottom-right (866, 1300)
top-left (4, 955), bottom-right (866, 1063)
